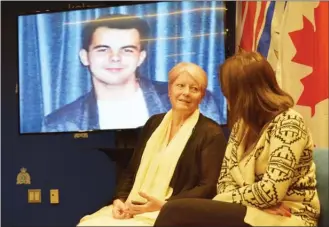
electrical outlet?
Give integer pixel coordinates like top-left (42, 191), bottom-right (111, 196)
top-left (28, 189), bottom-right (41, 203)
top-left (50, 189), bottom-right (59, 204)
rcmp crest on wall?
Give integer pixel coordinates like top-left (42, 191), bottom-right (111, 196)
top-left (16, 167), bottom-right (31, 185)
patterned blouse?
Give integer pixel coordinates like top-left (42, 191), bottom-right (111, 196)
top-left (214, 109), bottom-right (320, 226)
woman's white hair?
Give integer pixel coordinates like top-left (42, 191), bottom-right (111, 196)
top-left (168, 62), bottom-right (208, 93)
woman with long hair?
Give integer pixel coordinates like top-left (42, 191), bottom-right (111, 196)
top-left (154, 52), bottom-right (320, 227)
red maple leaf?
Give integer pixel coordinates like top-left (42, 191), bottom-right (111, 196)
top-left (288, 2), bottom-right (328, 116)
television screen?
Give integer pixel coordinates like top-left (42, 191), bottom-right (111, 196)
top-left (18, 1), bottom-right (227, 134)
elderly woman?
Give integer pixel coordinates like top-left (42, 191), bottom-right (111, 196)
top-left (154, 52), bottom-right (320, 227)
top-left (77, 62), bottom-right (227, 226)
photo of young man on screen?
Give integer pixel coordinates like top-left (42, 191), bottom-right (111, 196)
top-left (41, 14), bottom-right (220, 132)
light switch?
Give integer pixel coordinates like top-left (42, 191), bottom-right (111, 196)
top-left (50, 189), bottom-right (59, 204)
top-left (28, 189), bottom-right (41, 203)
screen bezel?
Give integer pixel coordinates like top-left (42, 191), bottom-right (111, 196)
top-left (16, 1), bottom-right (234, 135)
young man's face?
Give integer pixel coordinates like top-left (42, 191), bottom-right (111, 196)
top-left (80, 27), bottom-right (146, 86)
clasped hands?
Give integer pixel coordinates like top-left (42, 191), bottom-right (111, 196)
top-left (112, 192), bottom-right (166, 219)
top-left (113, 193), bottom-right (291, 219)
top-left (263, 202), bottom-right (291, 217)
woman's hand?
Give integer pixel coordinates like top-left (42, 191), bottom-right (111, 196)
top-left (263, 202), bottom-right (291, 217)
top-left (112, 199), bottom-right (133, 219)
top-left (126, 192), bottom-right (167, 215)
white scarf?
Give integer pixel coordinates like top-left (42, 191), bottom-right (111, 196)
top-left (127, 109), bottom-right (200, 203)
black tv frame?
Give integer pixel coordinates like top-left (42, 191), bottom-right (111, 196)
top-left (14, 1), bottom-right (235, 138)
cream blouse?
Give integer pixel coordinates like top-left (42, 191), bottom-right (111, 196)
top-left (214, 109), bottom-right (320, 226)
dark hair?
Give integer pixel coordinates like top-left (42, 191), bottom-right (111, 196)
top-left (219, 51), bottom-right (294, 147)
top-left (82, 14), bottom-right (151, 51)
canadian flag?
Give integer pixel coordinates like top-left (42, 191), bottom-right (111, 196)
top-left (277, 2), bottom-right (328, 148)
top-left (236, 1), bottom-right (329, 148)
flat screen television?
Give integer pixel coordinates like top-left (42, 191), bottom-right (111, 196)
top-left (18, 1), bottom-right (228, 134)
